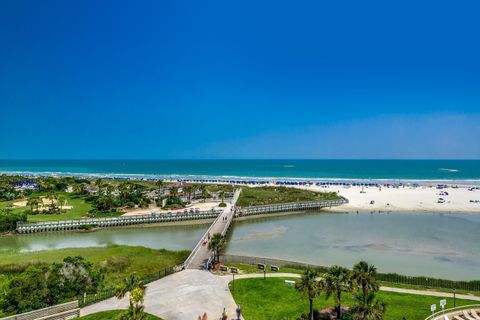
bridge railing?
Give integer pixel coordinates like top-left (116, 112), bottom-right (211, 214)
top-left (16, 209), bottom-right (223, 233)
top-left (235, 198), bottom-right (348, 217)
top-left (183, 189), bottom-right (241, 269)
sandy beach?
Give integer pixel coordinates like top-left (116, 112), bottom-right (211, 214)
top-left (301, 184), bottom-right (480, 213)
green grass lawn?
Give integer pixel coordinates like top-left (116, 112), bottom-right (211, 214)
top-left (222, 263), bottom-right (480, 297)
top-left (0, 192), bottom-right (124, 222)
top-left (0, 245), bottom-right (189, 286)
top-left (80, 310), bottom-right (161, 320)
top-left (230, 278), bottom-right (477, 320)
top-left (237, 186), bottom-right (340, 207)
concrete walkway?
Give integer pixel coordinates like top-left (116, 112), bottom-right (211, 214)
top-left (81, 270), bottom-right (240, 320)
top-left (81, 271), bottom-right (480, 320)
top-left (187, 189), bottom-right (240, 269)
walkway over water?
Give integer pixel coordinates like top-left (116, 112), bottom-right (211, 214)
top-left (184, 189), bottom-right (241, 269)
top-left (16, 210), bottom-right (222, 233)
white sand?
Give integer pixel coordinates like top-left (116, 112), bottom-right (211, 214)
top-left (302, 185), bottom-right (480, 213)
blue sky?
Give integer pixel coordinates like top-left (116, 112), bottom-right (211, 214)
top-left (0, 0), bottom-right (479, 159)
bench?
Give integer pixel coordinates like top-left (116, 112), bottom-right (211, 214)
top-left (257, 263), bottom-right (266, 270)
top-left (220, 265), bottom-right (229, 272)
top-left (230, 267), bottom-right (239, 274)
top-left (271, 265), bottom-right (280, 271)
top-left (284, 280), bottom-right (295, 286)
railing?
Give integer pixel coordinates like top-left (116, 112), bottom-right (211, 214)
top-left (235, 198), bottom-right (348, 217)
top-left (222, 254), bottom-right (480, 292)
top-left (16, 209), bottom-right (222, 233)
top-left (79, 265), bottom-right (177, 307)
top-left (424, 304), bottom-right (480, 320)
top-left (183, 189), bottom-right (241, 269)
top-left (0, 301), bottom-right (79, 320)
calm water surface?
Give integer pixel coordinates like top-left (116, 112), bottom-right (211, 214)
top-left (1, 213), bottom-right (479, 280)
top-left (226, 212), bottom-right (480, 280)
top-left (0, 224), bottom-right (209, 252)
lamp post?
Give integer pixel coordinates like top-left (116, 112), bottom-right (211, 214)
top-left (263, 267), bottom-right (266, 280)
top-left (232, 272), bottom-right (235, 292)
top-left (453, 288), bottom-right (456, 307)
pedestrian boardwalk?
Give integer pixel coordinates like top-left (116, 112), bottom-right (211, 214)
top-left (184, 189), bottom-right (241, 269)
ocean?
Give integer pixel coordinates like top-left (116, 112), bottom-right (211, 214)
top-left (0, 160), bottom-right (480, 181)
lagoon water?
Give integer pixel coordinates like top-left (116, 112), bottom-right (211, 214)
top-left (0, 224), bottom-right (209, 253)
top-left (1, 212), bottom-right (479, 280)
top-left (225, 212), bottom-right (480, 281)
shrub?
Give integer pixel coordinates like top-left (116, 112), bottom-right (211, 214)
top-left (218, 202), bottom-right (227, 207)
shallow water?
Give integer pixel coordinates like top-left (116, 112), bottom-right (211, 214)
top-left (1, 212), bottom-right (479, 280)
top-left (226, 212), bottom-right (480, 280)
top-left (0, 223), bottom-right (209, 252)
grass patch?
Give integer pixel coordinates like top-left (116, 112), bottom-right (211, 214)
top-left (80, 310), bottom-right (161, 320)
top-left (237, 186), bottom-right (340, 207)
top-left (222, 263), bottom-right (480, 297)
top-left (0, 245), bottom-right (189, 286)
top-left (230, 277), bottom-right (477, 320)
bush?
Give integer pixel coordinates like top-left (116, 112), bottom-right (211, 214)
top-left (0, 209), bottom-right (27, 233)
top-left (218, 202), bottom-right (227, 207)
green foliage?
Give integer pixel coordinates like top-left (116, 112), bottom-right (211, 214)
top-left (208, 233), bottom-right (225, 263)
top-left (0, 208), bottom-right (27, 232)
top-left (230, 277), bottom-right (476, 320)
top-left (237, 186), bottom-right (341, 207)
top-left (0, 256), bottom-right (104, 315)
top-left (296, 269), bottom-right (321, 320)
top-left (218, 202), bottom-right (227, 207)
top-left (79, 310), bottom-right (162, 320)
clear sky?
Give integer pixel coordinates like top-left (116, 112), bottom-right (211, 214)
top-left (1, 0), bottom-right (479, 159)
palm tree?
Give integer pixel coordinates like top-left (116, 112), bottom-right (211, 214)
top-left (219, 190), bottom-right (226, 204)
top-left (114, 274), bottom-right (145, 300)
top-left (208, 233), bottom-right (225, 263)
top-left (183, 185), bottom-right (194, 202)
top-left (115, 275), bottom-right (147, 320)
top-left (56, 195), bottom-right (66, 210)
top-left (351, 291), bottom-right (386, 320)
top-left (106, 184), bottom-right (115, 196)
top-left (169, 186), bottom-right (179, 199)
top-left (47, 193), bottom-right (58, 212)
top-left (73, 183), bottom-right (86, 195)
top-left (323, 265), bottom-right (352, 319)
top-left (351, 261), bottom-right (379, 298)
top-left (295, 269), bottom-right (321, 320)
top-left (26, 197), bottom-right (39, 213)
top-left (200, 185), bottom-right (209, 202)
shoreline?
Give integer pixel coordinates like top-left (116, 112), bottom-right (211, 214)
top-left (2, 170), bottom-right (480, 187)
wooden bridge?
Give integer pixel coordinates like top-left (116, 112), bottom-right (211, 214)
top-left (234, 198), bottom-right (348, 217)
top-left (16, 209), bottom-right (222, 234)
top-left (183, 189), bottom-right (241, 270)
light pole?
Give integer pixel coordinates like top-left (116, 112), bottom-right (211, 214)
top-left (263, 267), bottom-right (266, 280)
top-left (232, 272), bottom-right (235, 292)
top-left (453, 288), bottom-right (456, 307)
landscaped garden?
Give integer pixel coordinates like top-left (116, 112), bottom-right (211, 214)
top-left (230, 277), bottom-right (476, 320)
